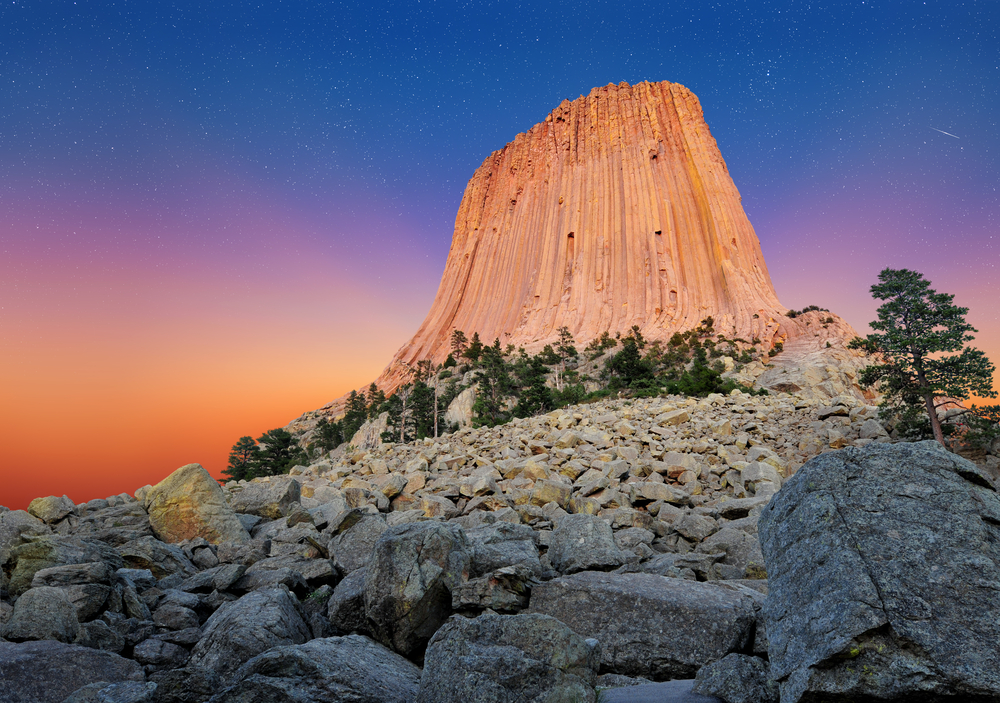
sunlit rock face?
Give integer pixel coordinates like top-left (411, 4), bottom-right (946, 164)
top-left (313, 80), bottom-right (859, 409)
top-left (381, 81), bottom-right (787, 386)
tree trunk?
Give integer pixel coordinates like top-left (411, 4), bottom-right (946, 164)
top-left (434, 384), bottom-right (439, 438)
top-left (400, 395), bottom-right (407, 444)
top-left (925, 393), bottom-right (946, 447)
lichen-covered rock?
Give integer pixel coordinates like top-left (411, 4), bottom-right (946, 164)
top-left (0, 640), bottom-right (144, 703)
top-left (4, 536), bottom-right (123, 597)
top-left (759, 440), bottom-right (1000, 703)
top-left (26, 495), bottom-right (76, 524)
top-left (2, 586), bottom-right (82, 643)
top-left (417, 612), bottom-right (599, 703)
top-left (692, 653), bottom-right (778, 703)
top-left (547, 513), bottom-right (629, 574)
top-left (116, 537), bottom-right (194, 579)
top-left (208, 635), bottom-right (421, 703)
top-left (327, 567), bottom-right (367, 635)
top-left (328, 514), bottom-right (387, 574)
top-left (229, 476), bottom-right (301, 519)
top-left (62, 680), bottom-right (157, 703)
top-left (187, 586), bottom-right (310, 682)
top-left (530, 571), bottom-right (756, 680)
top-left (144, 464), bottom-right (250, 545)
top-left (364, 521), bottom-right (470, 659)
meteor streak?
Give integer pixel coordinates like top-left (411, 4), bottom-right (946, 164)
top-left (930, 127), bottom-right (960, 139)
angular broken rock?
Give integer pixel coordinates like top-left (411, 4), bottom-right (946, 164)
top-left (228, 475), bottom-right (301, 520)
top-left (209, 634), bottom-right (421, 703)
top-left (364, 521), bottom-right (470, 659)
top-left (26, 495), bottom-right (76, 524)
top-left (0, 640), bottom-right (144, 703)
top-left (328, 514), bottom-right (388, 574)
top-left (144, 463), bottom-right (250, 545)
top-left (327, 567), bottom-right (368, 635)
top-left (117, 537), bottom-right (194, 579)
top-left (417, 612), bottom-right (599, 703)
top-left (187, 585), bottom-right (310, 682)
top-left (759, 440), bottom-right (1000, 703)
top-left (2, 586), bottom-right (82, 643)
top-left (547, 513), bottom-right (629, 574)
top-left (4, 536), bottom-right (123, 598)
top-left (692, 653), bottom-right (778, 703)
top-left (530, 571), bottom-right (756, 680)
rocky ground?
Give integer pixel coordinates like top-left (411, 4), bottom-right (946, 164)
top-left (2, 391), bottom-right (999, 703)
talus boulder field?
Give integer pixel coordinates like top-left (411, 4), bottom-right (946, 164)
top-left (3, 393), bottom-right (1000, 702)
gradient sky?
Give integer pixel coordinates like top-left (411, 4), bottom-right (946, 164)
top-left (3, 1), bottom-right (997, 510)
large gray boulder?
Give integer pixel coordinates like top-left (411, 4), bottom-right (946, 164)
top-left (547, 514), bottom-right (629, 574)
top-left (327, 567), bottom-right (368, 634)
top-left (144, 463), bottom-right (250, 545)
top-left (759, 440), bottom-right (1000, 703)
top-left (116, 538), bottom-right (194, 579)
top-left (0, 640), bottom-right (144, 703)
top-left (229, 477), bottom-right (301, 519)
top-left (465, 522), bottom-right (542, 577)
top-left (691, 653), bottom-right (778, 703)
top-left (61, 680), bottom-right (157, 703)
top-left (529, 571), bottom-right (756, 680)
top-left (4, 536), bottom-right (123, 597)
top-left (187, 586), bottom-right (310, 682)
top-left (0, 510), bottom-right (50, 569)
top-left (2, 586), bottom-right (82, 643)
top-left (206, 635), bottom-right (421, 703)
top-left (416, 612), bottom-right (599, 703)
top-left (328, 514), bottom-right (388, 574)
top-left (364, 521), bottom-right (470, 659)
top-left (26, 495), bottom-right (76, 524)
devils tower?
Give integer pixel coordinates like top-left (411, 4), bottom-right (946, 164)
top-left (369, 80), bottom-right (839, 394)
top-left (297, 80), bottom-right (860, 418)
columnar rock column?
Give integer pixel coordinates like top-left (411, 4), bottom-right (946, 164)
top-left (379, 81), bottom-right (790, 391)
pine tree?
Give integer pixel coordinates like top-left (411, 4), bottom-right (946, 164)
top-left (464, 332), bottom-right (484, 364)
top-left (312, 417), bottom-right (343, 456)
top-left (366, 383), bottom-right (386, 419)
top-left (451, 329), bottom-right (469, 358)
top-left (254, 428), bottom-right (306, 477)
top-left (472, 338), bottom-right (513, 427)
top-left (341, 390), bottom-right (369, 442)
top-left (513, 354), bottom-right (553, 417)
top-left (849, 268), bottom-right (997, 446)
top-left (223, 436), bottom-right (259, 482)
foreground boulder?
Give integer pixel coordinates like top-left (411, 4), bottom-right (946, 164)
top-left (2, 585), bottom-right (81, 643)
top-left (0, 640), bottom-right (144, 703)
top-left (144, 463), bottom-right (250, 545)
top-left (4, 536), bottom-right (123, 598)
top-left (26, 495), bottom-right (76, 524)
top-left (530, 571), bottom-right (756, 680)
top-left (208, 635), bottom-right (421, 703)
top-left (546, 513), bottom-right (630, 574)
top-left (229, 476), bottom-right (301, 519)
top-left (417, 612), bottom-right (599, 703)
top-left (364, 521), bottom-right (470, 659)
top-left (692, 653), bottom-right (778, 703)
top-left (187, 586), bottom-right (311, 681)
top-left (759, 441), bottom-right (1000, 702)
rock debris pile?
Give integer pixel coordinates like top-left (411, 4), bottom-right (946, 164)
top-left (3, 393), bottom-right (998, 703)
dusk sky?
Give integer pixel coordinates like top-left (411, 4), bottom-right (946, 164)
top-left (3, 1), bottom-right (997, 509)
